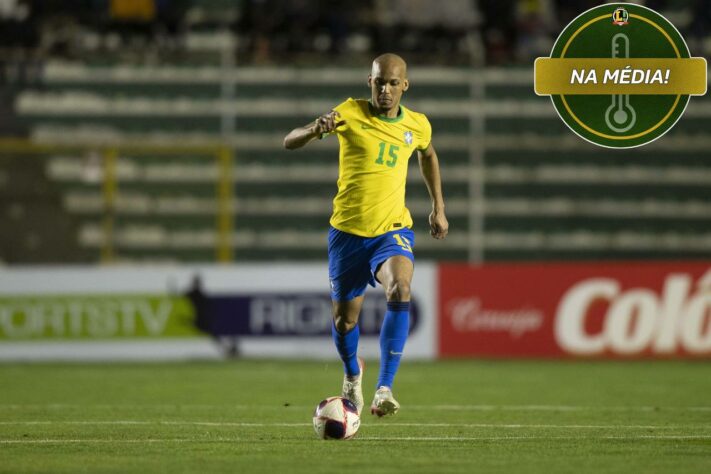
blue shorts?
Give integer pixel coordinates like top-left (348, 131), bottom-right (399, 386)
top-left (328, 226), bottom-right (415, 301)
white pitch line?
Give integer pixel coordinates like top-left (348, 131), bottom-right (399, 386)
top-left (0, 438), bottom-right (241, 444)
top-left (0, 404), bottom-right (260, 410)
top-left (358, 435), bottom-right (711, 441)
top-left (0, 421), bottom-right (309, 427)
top-left (0, 421), bottom-right (709, 430)
top-left (366, 423), bottom-right (710, 430)
top-left (1, 404), bottom-right (711, 412)
top-left (407, 405), bottom-right (711, 412)
top-left (3, 435), bottom-right (711, 445)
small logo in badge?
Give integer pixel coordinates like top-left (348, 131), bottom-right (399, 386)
top-left (404, 131), bottom-right (413, 145)
top-left (612, 7), bottom-right (629, 26)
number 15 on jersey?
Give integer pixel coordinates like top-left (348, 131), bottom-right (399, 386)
top-left (375, 142), bottom-right (399, 168)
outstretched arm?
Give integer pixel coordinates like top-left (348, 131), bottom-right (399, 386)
top-left (283, 111), bottom-right (345, 150)
top-left (417, 143), bottom-right (448, 240)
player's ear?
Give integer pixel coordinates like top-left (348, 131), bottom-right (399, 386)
top-left (367, 74), bottom-right (373, 87)
top-left (403, 79), bottom-right (409, 92)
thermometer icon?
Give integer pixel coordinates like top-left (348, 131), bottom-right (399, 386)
top-left (605, 33), bottom-right (636, 133)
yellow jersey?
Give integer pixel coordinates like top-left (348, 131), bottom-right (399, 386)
top-left (324, 98), bottom-right (432, 237)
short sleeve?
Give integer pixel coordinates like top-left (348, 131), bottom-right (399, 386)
top-left (320, 98), bottom-right (353, 139)
top-left (417, 115), bottom-right (432, 151)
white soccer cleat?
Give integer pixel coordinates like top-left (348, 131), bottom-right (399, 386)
top-left (370, 386), bottom-right (400, 417)
top-left (342, 357), bottom-right (365, 414)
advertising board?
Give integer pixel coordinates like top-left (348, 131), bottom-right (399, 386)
top-left (0, 263), bottom-right (436, 360)
top-left (439, 262), bottom-right (711, 358)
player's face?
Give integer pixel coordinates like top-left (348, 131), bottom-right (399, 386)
top-left (368, 63), bottom-right (409, 114)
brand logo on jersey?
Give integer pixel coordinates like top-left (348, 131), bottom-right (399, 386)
top-left (612, 7), bottom-right (629, 25)
top-left (404, 131), bottom-right (413, 145)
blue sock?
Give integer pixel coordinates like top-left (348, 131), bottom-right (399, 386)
top-left (377, 301), bottom-right (410, 389)
top-left (332, 322), bottom-right (360, 377)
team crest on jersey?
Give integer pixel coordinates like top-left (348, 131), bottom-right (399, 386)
top-left (404, 131), bottom-right (413, 145)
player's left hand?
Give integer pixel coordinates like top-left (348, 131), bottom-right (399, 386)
top-left (429, 209), bottom-right (448, 240)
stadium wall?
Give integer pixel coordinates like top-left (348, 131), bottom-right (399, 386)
top-left (1, 262), bottom-right (709, 361)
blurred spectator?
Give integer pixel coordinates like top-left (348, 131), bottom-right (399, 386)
top-left (0, 0), bottom-right (709, 65)
top-left (110, 0), bottom-right (155, 21)
top-left (238, 0), bottom-right (282, 63)
top-left (515, 0), bottom-right (556, 62)
top-left (480, 0), bottom-right (516, 64)
top-left (373, 0), bottom-right (480, 63)
top-left (688, 0), bottom-right (711, 56)
top-left (187, 274), bottom-right (211, 335)
top-left (0, 0), bottom-right (41, 93)
top-left (554, 0), bottom-right (597, 26)
top-left (0, 0), bottom-right (36, 50)
top-left (240, 0), bottom-right (362, 63)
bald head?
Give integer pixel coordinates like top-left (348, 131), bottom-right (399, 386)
top-left (372, 53), bottom-right (407, 77)
top-left (368, 53), bottom-right (409, 117)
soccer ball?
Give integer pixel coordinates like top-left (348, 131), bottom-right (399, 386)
top-left (312, 396), bottom-right (360, 440)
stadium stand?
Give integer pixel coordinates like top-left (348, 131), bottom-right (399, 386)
top-left (1, 0), bottom-right (710, 263)
top-left (3, 62), bottom-right (709, 263)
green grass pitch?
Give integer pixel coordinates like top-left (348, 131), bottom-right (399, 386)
top-left (1, 360), bottom-right (710, 473)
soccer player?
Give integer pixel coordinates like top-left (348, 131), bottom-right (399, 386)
top-left (284, 53), bottom-right (448, 416)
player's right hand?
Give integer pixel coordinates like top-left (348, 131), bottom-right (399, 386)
top-left (314, 111), bottom-right (346, 135)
